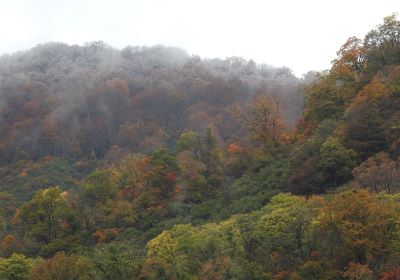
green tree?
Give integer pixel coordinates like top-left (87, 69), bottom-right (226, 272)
top-left (253, 194), bottom-right (320, 273)
top-left (0, 254), bottom-right (32, 280)
top-left (150, 149), bottom-right (179, 196)
top-left (364, 14), bottom-right (400, 73)
top-left (142, 220), bottom-right (246, 279)
top-left (318, 137), bottom-right (356, 188)
top-left (92, 241), bottom-right (144, 280)
top-left (177, 129), bottom-right (223, 202)
top-left (80, 169), bottom-right (117, 205)
top-left (16, 187), bottom-right (70, 244)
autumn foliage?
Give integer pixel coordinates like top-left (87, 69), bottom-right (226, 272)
top-left (0, 14), bottom-right (399, 280)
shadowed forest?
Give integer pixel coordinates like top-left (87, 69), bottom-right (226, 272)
top-left (0, 15), bottom-right (399, 280)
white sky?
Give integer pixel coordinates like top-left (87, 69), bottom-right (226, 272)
top-left (0, 0), bottom-right (398, 76)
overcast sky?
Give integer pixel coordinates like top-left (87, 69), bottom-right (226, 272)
top-left (0, 0), bottom-right (398, 76)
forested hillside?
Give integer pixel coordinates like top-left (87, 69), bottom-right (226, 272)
top-left (0, 42), bottom-right (302, 162)
top-left (0, 15), bottom-right (399, 280)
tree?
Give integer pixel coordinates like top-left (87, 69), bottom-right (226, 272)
top-left (318, 190), bottom-right (400, 270)
top-left (331, 36), bottom-right (366, 82)
top-left (380, 267), bottom-right (400, 280)
top-left (142, 220), bottom-right (245, 280)
top-left (31, 252), bottom-right (95, 280)
top-left (176, 129), bottom-right (223, 202)
top-left (295, 260), bottom-right (339, 280)
top-left (78, 167), bottom-right (139, 232)
top-left (253, 194), bottom-right (320, 273)
top-left (1, 235), bottom-right (21, 257)
top-left (234, 95), bottom-right (285, 151)
top-left (344, 92), bottom-right (388, 160)
top-left (141, 224), bottom-right (196, 279)
top-left (318, 137), bottom-right (356, 188)
top-left (343, 263), bottom-right (373, 280)
top-left (364, 14), bottom-right (400, 73)
top-left (116, 153), bottom-right (152, 200)
top-left (303, 77), bottom-right (344, 125)
top-left (80, 169), bottom-right (117, 205)
top-left (91, 241), bottom-right (144, 280)
top-left (0, 254), bottom-right (32, 280)
top-left (15, 187), bottom-right (70, 244)
top-left (177, 129), bottom-right (218, 164)
top-left (149, 149), bottom-right (179, 196)
top-left (353, 152), bottom-right (400, 193)
top-left (365, 15), bottom-right (400, 49)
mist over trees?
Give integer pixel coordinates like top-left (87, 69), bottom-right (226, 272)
top-left (0, 43), bottom-right (303, 162)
